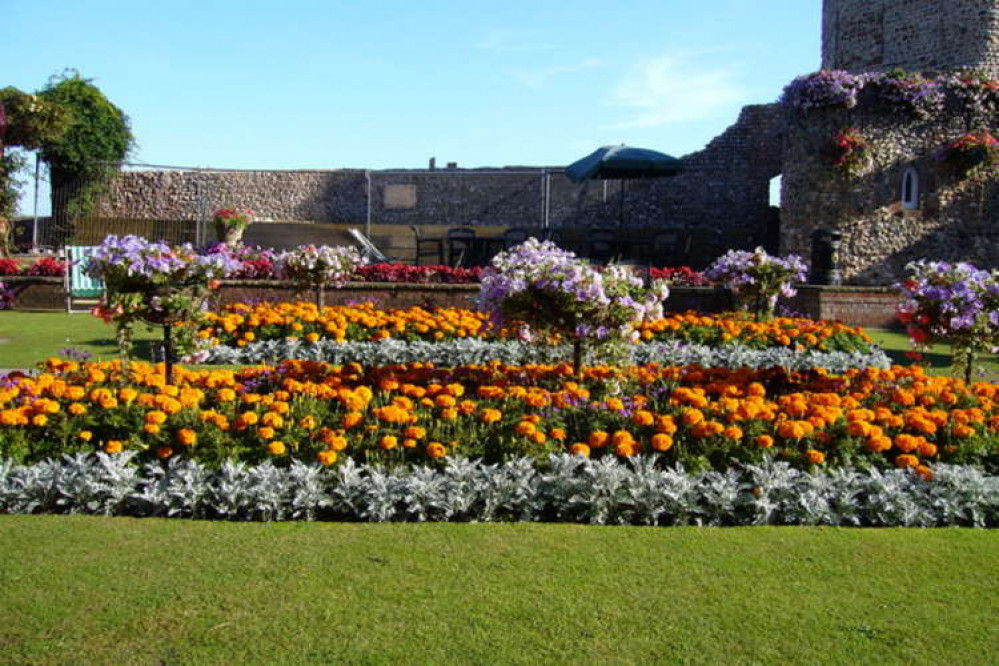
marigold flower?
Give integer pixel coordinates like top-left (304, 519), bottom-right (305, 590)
top-left (105, 440), bottom-right (123, 454)
top-left (570, 443), bottom-right (591, 457)
top-left (267, 441), bottom-right (287, 456)
top-left (614, 441), bottom-right (635, 457)
top-left (78, 430), bottom-right (93, 442)
top-left (176, 428), bottom-right (197, 447)
top-left (156, 446), bottom-right (174, 459)
top-left (895, 453), bottom-right (919, 469)
top-left (588, 431), bottom-right (609, 448)
top-left (651, 433), bottom-right (674, 452)
top-left (479, 408), bottom-right (502, 424)
top-left (342, 411), bottom-right (364, 429)
top-left (426, 441), bottom-right (447, 458)
top-left (317, 449), bottom-right (338, 466)
top-left (805, 449), bottom-right (826, 465)
top-left (756, 434), bottom-right (774, 449)
top-left (379, 435), bottom-right (398, 450)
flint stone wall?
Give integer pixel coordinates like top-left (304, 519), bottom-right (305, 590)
top-left (823, 0), bottom-right (999, 76)
top-left (780, 89), bottom-right (999, 285)
top-left (96, 104), bottom-right (784, 257)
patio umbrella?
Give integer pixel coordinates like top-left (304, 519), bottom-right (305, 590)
top-left (565, 145), bottom-right (683, 226)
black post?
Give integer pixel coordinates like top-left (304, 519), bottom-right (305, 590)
top-left (163, 323), bottom-right (174, 385)
top-left (809, 228), bottom-right (843, 286)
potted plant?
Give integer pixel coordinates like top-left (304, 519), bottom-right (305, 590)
top-left (212, 207), bottom-right (254, 246)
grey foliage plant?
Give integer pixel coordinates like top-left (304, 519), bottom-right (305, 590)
top-left (201, 338), bottom-right (891, 373)
top-left (2, 454), bottom-right (997, 527)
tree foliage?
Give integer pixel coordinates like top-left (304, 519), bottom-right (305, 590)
top-left (37, 71), bottom-right (132, 176)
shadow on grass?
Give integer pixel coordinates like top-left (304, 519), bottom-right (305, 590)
top-left (881, 348), bottom-right (953, 369)
top-left (81, 338), bottom-right (163, 362)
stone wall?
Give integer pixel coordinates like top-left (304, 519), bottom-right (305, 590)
top-left (93, 104), bottom-right (784, 262)
top-left (822, 0), bottom-right (999, 76)
top-left (780, 87), bottom-right (999, 284)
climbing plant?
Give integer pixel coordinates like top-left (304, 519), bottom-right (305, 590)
top-left (0, 87), bottom-right (71, 253)
top-left (37, 71), bottom-right (133, 242)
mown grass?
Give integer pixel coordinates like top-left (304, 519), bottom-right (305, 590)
top-left (0, 517), bottom-right (996, 665)
top-left (0, 311), bottom-right (161, 368)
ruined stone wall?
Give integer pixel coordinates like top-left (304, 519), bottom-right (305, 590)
top-left (94, 103), bottom-right (784, 259)
top-left (780, 89), bottom-right (999, 284)
top-left (822, 0), bottom-right (999, 75)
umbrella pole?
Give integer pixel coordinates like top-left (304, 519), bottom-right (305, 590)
top-left (619, 179), bottom-right (625, 228)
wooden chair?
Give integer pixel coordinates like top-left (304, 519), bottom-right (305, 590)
top-left (502, 226), bottom-right (530, 249)
top-left (586, 227), bottom-right (619, 264)
top-left (63, 245), bottom-right (103, 313)
top-left (410, 225), bottom-right (444, 266)
top-left (446, 227), bottom-right (476, 267)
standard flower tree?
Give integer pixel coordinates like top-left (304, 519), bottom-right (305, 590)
top-left (896, 260), bottom-right (999, 382)
top-left (479, 238), bottom-right (670, 377)
top-left (278, 245), bottom-right (366, 308)
top-left (705, 247), bottom-right (807, 320)
top-left (87, 235), bottom-right (238, 383)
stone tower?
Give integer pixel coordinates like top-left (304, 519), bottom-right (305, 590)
top-left (822, 0), bottom-right (999, 75)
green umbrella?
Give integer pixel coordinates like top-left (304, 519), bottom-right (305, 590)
top-left (565, 145), bottom-right (683, 226)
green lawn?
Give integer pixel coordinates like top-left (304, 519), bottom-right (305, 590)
top-left (0, 518), bottom-right (996, 665)
top-left (0, 311), bottom-right (162, 368)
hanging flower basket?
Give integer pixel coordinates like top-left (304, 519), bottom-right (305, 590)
top-left (937, 131), bottom-right (999, 180)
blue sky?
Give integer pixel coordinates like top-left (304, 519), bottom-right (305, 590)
top-left (5, 1), bottom-right (820, 211)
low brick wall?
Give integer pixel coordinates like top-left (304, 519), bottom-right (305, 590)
top-left (790, 285), bottom-right (901, 329)
top-left (3, 278), bottom-right (901, 329)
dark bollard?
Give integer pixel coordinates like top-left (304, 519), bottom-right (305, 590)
top-left (809, 228), bottom-right (843, 286)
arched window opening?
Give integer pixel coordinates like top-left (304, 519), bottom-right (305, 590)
top-left (901, 167), bottom-right (920, 210)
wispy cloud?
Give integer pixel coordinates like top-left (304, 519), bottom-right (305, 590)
top-left (514, 58), bottom-right (604, 90)
top-left (609, 53), bottom-right (745, 128)
top-left (476, 29), bottom-right (554, 53)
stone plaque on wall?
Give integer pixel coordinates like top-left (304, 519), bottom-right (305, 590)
top-left (384, 184), bottom-right (417, 209)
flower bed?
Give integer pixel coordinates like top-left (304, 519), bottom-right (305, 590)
top-left (201, 302), bottom-right (876, 353)
top-left (2, 359), bottom-right (996, 476)
top-left (0, 256), bottom-right (65, 277)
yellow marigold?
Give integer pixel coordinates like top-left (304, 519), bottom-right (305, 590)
top-left (31, 414), bottom-right (48, 427)
top-left (68, 402), bottom-right (87, 416)
top-left (550, 427), bottom-right (567, 441)
top-left (655, 415), bottom-right (678, 435)
top-left (915, 465), bottom-right (934, 481)
top-left (342, 412), bottom-right (364, 429)
top-left (403, 438), bottom-right (417, 449)
top-left (918, 441), bottom-right (938, 458)
top-left (570, 443), bottom-right (591, 457)
top-left (514, 421), bottom-right (537, 436)
top-left (530, 431), bottom-right (547, 445)
top-left (805, 449), bottom-right (826, 465)
top-left (866, 436), bottom-right (892, 453)
top-left (611, 430), bottom-right (634, 447)
top-left (953, 424), bottom-right (975, 438)
top-left (104, 440), bottom-right (123, 454)
top-left (681, 408), bottom-right (704, 426)
top-left (722, 426), bottom-right (743, 441)
top-left (479, 408), bottom-right (502, 424)
top-left (145, 410), bottom-right (168, 425)
top-left (426, 441), bottom-right (447, 458)
top-left (258, 426), bottom-right (276, 440)
top-left (614, 441), bottom-right (636, 457)
top-left (176, 428), bottom-right (198, 447)
top-left (440, 407), bottom-right (458, 420)
top-left (405, 425), bottom-right (426, 440)
top-left (633, 410), bottom-right (654, 427)
top-left (267, 441), bottom-right (287, 456)
top-left (379, 435), bottom-right (398, 450)
top-left (262, 412), bottom-right (285, 428)
top-left (895, 453), bottom-right (919, 469)
top-left (317, 449), bottom-right (338, 466)
top-left (144, 424), bottom-right (161, 435)
top-left (588, 431), bottom-right (609, 448)
top-left (651, 433), bottom-right (674, 452)
top-left (78, 430), bottom-right (93, 442)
